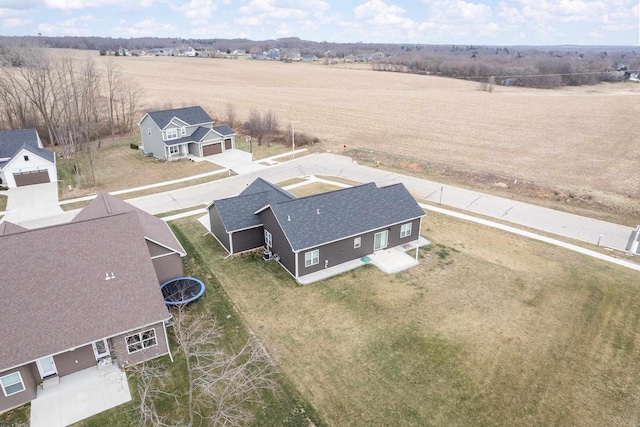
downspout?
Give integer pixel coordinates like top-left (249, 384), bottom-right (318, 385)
top-left (163, 320), bottom-right (174, 363)
top-left (229, 231), bottom-right (234, 255)
top-left (294, 250), bottom-right (299, 279)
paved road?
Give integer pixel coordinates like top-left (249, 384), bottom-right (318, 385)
top-left (118, 153), bottom-right (635, 252)
top-left (10, 152), bottom-right (636, 252)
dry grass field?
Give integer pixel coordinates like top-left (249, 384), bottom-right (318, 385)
top-left (60, 50), bottom-right (640, 206)
top-left (173, 199), bottom-right (640, 426)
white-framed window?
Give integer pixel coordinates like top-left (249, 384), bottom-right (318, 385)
top-left (264, 229), bottom-right (272, 248)
top-left (166, 128), bottom-right (178, 140)
top-left (181, 126), bottom-right (187, 136)
top-left (125, 329), bottom-right (157, 354)
top-left (305, 249), bottom-right (319, 267)
top-left (354, 237), bottom-right (361, 248)
top-left (1, 372), bottom-right (25, 397)
top-left (169, 145), bottom-right (180, 155)
top-left (400, 222), bottom-right (412, 238)
top-left (374, 230), bottom-right (388, 251)
top-left (147, 128), bottom-right (152, 136)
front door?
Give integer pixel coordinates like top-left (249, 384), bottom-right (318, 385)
top-left (92, 339), bottom-right (110, 360)
top-left (36, 356), bottom-right (58, 378)
top-left (374, 230), bottom-right (388, 251)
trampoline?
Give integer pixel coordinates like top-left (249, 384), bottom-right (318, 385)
top-left (160, 277), bottom-right (205, 306)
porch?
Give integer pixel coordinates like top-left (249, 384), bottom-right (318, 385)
top-left (30, 363), bottom-right (131, 427)
top-left (298, 236), bottom-right (430, 285)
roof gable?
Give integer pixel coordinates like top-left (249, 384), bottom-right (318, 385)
top-left (0, 221), bottom-right (28, 236)
top-left (211, 178), bottom-right (296, 233)
top-left (146, 106), bottom-right (213, 129)
top-left (164, 126), bottom-right (211, 146)
top-left (73, 192), bottom-right (186, 256)
top-left (266, 183), bottom-right (425, 251)
top-left (0, 129), bottom-right (54, 166)
top-left (0, 212), bottom-right (170, 371)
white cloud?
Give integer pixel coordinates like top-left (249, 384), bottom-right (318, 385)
top-left (44, 0), bottom-right (123, 9)
top-left (3, 17), bottom-right (33, 28)
top-left (111, 18), bottom-right (178, 37)
top-left (37, 14), bottom-right (96, 36)
top-left (171, 0), bottom-right (217, 25)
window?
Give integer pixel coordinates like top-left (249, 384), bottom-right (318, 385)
top-left (400, 223), bottom-right (412, 238)
top-left (1, 372), bottom-right (25, 397)
top-left (305, 249), bottom-right (319, 267)
top-left (147, 128), bottom-right (151, 136)
top-left (23, 155), bottom-right (29, 161)
top-left (354, 237), bottom-right (361, 248)
top-left (169, 145), bottom-right (180, 155)
top-left (125, 329), bottom-right (157, 354)
top-left (374, 230), bottom-right (388, 251)
top-left (166, 128), bottom-right (178, 140)
top-left (181, 126), bottom-right (187, 136)
top-left (264, 229), bottom-right (272, 248)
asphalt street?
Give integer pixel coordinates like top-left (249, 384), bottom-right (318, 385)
top-left (121, 152), bottom-right (635, 252)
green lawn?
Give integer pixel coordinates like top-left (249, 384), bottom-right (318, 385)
top-left (170, 211), bottom-right (640, 427)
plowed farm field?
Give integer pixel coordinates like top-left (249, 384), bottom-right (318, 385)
top-left (76, 50), bottom-right (640, 199)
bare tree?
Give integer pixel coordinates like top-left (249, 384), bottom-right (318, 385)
top-left (126, 362), bottom-right (175, 427)
top-left (262, 110), bottom-right (280, 146)
top-left (105, 59), bottom-right (120, 142)
top-left (161, 305), bottom-right (276, 426)
top-left (225, 102), bottom-right (237, 129)
top-left (479, 76), bottom-right (494, 92)
top-left (244, 109), bottom-right (265, 145)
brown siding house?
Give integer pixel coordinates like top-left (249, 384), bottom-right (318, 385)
top-left (207, 178), bottom-right (425, 284)
top-left (0, 210), bottom-right (173, 413)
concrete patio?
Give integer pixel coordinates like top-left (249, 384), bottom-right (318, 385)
top-left (30, 363), bottom-right (131, 427)
top-left (298, 236), bottom-right (431, 285)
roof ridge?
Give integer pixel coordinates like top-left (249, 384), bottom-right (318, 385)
top-left (273, 182), bottom-right (375, 206)
top-left (0, 211), bottom-right (135, 238)
top-left (101, 191), bottom-right (113, 215)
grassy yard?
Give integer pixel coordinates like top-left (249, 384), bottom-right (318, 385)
top-left (56, 135), bottom-right (221, 200)
top-left (172, 211), bottom-right (640, 426)
top-left (71, 221), bottom-right (322, 427)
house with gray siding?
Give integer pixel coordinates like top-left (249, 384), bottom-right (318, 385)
top-left (138, 106), bottom-right (236, 160)
top-left (0, 212), bottom-right (173, 413)
top-left (0, 129), bottom-right (57, 188)
top-left (207, 178), bottom-right (425, 283)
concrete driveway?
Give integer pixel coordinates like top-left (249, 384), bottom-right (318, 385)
top-left (2, 182), bottom-right (63, 224)
top-left (204, 149), bottom-right (267, 174)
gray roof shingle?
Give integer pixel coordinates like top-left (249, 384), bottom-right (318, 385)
top-left (0, 212), bottom-right (170, 372)
top-left (146, 106), bottom-right (213, 129)
top-left (265, 183), bottom-right (425, 251)
top-left (212, 125), bottom-right (236, 137)
top-left (212, 178), bottom-right (295, 232)
top-left (0, 129), bottom-right (54, 167)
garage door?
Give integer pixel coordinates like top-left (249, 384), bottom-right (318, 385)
top-left (13, 170), bottom-right (50, 186)
top-left (224, 139), bottom-right (232, 150)
top-left (202, 143), bottom-right (222, 156)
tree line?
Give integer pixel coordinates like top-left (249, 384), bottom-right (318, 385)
top-left (371, 47), bottom-right (640, 89)
top-left (0, 45), bottom-right (139, 188)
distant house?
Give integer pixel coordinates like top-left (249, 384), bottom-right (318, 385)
top-left (301, 54), bottom-right (318, 62)
top-left (0, 129), bottom-right (57, 188)
top-left (138, 106), bottom-right (236, 160)
top-left (207, 178), bottom-right (425, 283)
top-left (251, 53), bottom-right (267, 60)
top-left (72, 191), bottom-right (187, 284)
top-left (282, 48), bottom-right (301, 61)
top-left (267, 48), bottom-right (280, 60)
top-left (0, 210), bottom-right (174, 413)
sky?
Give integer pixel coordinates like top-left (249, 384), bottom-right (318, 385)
top-left (0, 0), bottom-right (638, 46)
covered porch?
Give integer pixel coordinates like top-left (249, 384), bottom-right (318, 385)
top-left (30, 363), bottom-right (131, 427)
